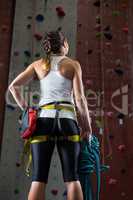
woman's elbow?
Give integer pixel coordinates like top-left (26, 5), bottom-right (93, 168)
top-left (8, 84), bottom-right (16, 92)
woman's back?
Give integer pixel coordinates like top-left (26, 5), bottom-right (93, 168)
top-left (38, 55), bottom-right (74, 106)
top-left (34, 55), bottom-right (78, 120)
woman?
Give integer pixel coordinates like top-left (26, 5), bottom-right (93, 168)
top-left (8, 29), bottom-right (92, 200)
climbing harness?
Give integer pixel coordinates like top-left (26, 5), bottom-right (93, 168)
top-left (19, 101), bottom-right (80, 176)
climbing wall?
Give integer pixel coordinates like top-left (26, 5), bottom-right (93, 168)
top-left (76, 0), bottom-right (133, 200)
top-left (0, 0), bottom-right (78, 199)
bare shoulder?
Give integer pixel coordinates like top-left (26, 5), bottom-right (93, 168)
top-left (65, 57), bottom-right (81, 67)
top-left (66, 57), bottom-right (82, 73)
top-left (31, 58), bottom-right (43, 68)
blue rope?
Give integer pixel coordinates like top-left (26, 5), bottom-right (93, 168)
top-left (79, 135), bottom-right (109, 200)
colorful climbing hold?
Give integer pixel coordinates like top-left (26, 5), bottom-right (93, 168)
top-left (14, 188), bottom-right (19, 194)
top-left (34, 33), bottom-right (43, 41)
top-left (51, 189), bottom-right (58, 195)
top-left (56, 6), bottom-right (66, 17)
top-left (35, 53), bottom-right (41, 58)
top-left (96, 16), bottom-right (101, 24)
top-left (118, 144), bottom-right (126, 152)
top-left (24, 50), bottom-right (31, 57)
top-left (1, 25), bottom-right (8, 32)
top-left (78, 23), bottom-right (82, 28)
top-left (14, 51), bottom-right (19, 56)
top-left (27, 16), bottom-right (32, 20)
top-left (103, 26), bottom-right (113, 40)
top-left (121, 192), bottom-right (126, 197)
top-left (121, 168), bottom-right (126, 174)
top-left (105, 42), bottom-right (111, 47)
top-left (114, 68), bottom-right (124, 76)
top-left (95, 24), bottom-right (101, 31)
top-left (95, 120), bottom-right (103, 128)
top-left (104, 31), bottom-right (113, 40)
top-left (122, 26), bottom-right (128, 33)
top-left (106, 111), bottom-right (113, 117)
top-left (108, 178), bottom-right (117, 185)
top-left (85, 79), bottom-right (93, 85)
top-left (16, 162), bottom-right (21, 167)
top-left (96, 32), bottom-right (102, 38)
top-left (115, 59), bottom-right (121, 67)
top-left (36, 14), bottom-right (44, 22)
top-left (112, 10), bottom-right (121, 17)
top-left (88, 49), bottom-right (93, 54)
top-left (93, 1), bottom-right (100, 7)
top-left (109, 134), bottom-right (114, 139)
top-left (117, 113), bottom-right (125, 120)
top-left (27, 24), bottom-right (31, 29)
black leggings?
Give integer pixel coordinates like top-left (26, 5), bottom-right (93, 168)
top-left (31, 117), bottom-right (81, 183)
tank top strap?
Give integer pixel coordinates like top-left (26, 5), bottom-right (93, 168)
top-left (50, 55), bottom-right (67, 71)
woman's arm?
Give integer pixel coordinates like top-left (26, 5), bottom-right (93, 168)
top-left (73, 60), bottom-right (92, 138)
top-left (8, 62), bottom-right (36, 111)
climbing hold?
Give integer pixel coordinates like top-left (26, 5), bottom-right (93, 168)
top-left (78, 23), bottom-right (82, 28)
top-left (96, 16), bottom-right (101, 24)
top-left (95, 120), bottom-right (103, 128)
top-left (96, 32), bottom-right (102, 38)
top-left (1, 25), bottom-right (8, 32)
top-left (117, 113), bottom-right (125, 119)
top-left (88, 49), bottom-right (93, 54)
top-left (95, 24), bottom-right (101, 31)
top-left (27, 16), bottom-right (32, 20)
top-left (51, 189), bottom-right (58, 195)
top-left (118, 144), bottom-right (126, 152)
top-left (16, 162), bottom-right (21, 167)
top-left (24, 50), bottom-right (31, 57)
top-left (105, 42), bottom-right (111, 47)
top-left (121, 192), bottom-right (126, 197)
top-left (56, 6), bottom-right (66, 17)
top-left (14, 188), bottom-right (19, 194)
top-left (27, 24), bottom-right (31, 29)
top-left (117, 113), bottom-right (125, 121)
top-left (108, 178), bottom-right (117, 185)
top-left (103, 26), bottom-right (113, 40)
top-left (35, 53), bottom-right (41, 58)
top-left (112, 10), bottom-right (120, 17)
top-left (85, 79), bottom-right (93, 85)
top-left (114, 67), bottom-right (124, 76)
top-left (14, 51), bottom-right (19, 56)
top-left (121, 168), bottom-right (126, 174)
top-left (99, 128), bottom-right (104, 135)
top-left (109, 134), bottom-right (114, 139)
top-left (115, 59), bottom-right (121, 67)
top-left (34, 33), bottom-right (43, 41)
top-left (44, 0), bottom-right (48, 6)
top-left (122, 27), bottom-right (128, 33)
top-left (93, 1), bottom-right (100, 7)
top-left (33, 95), bottom-right (39, 100)
top-left (122, 3), bottom-right (127, 8)
top-left (106, 111), bottom-right (113, 117)
top-left (36, 14), bottom-right (44, 22)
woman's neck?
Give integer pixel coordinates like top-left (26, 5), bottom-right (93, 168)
top-left (50, 53), bottom-right (65, 56)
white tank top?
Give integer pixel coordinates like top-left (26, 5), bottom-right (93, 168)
top-left (38, 55), bottom-right (78, 121)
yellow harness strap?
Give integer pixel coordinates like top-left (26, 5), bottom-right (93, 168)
top-left (20, 135), bottom-right (81, 176)
top-left (41, 104), bottom-right (75, 113)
